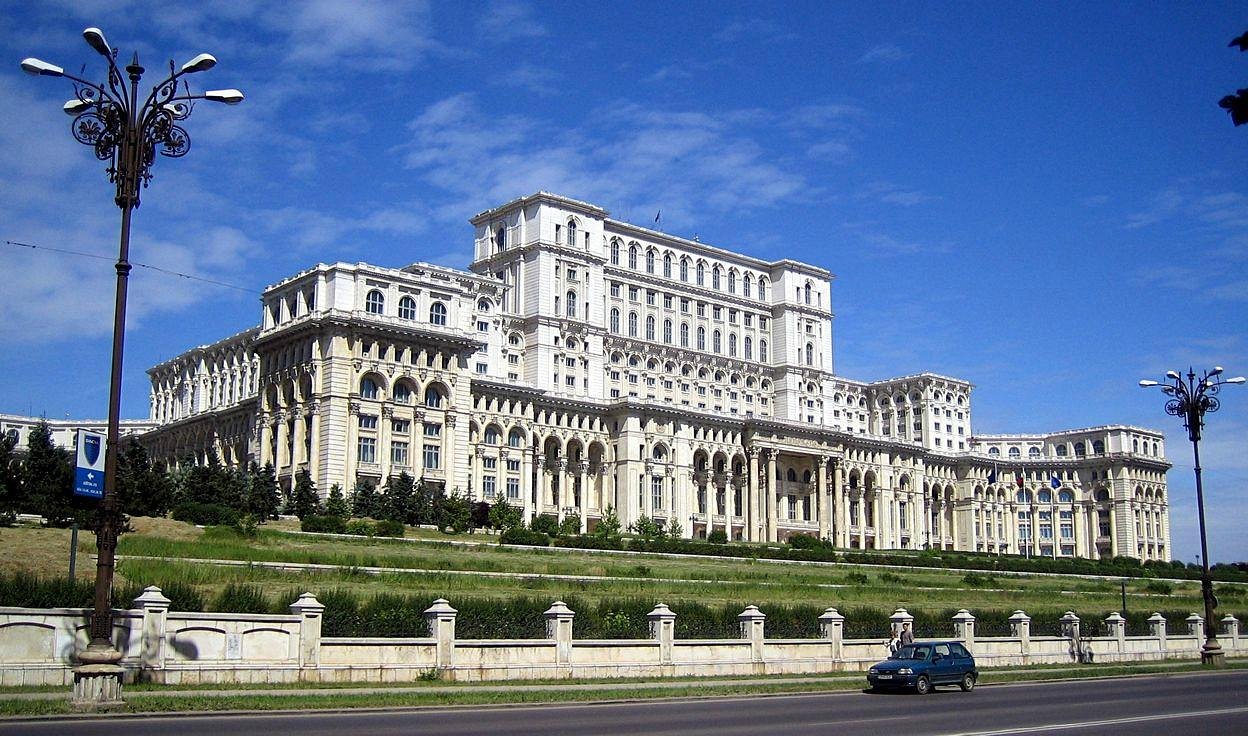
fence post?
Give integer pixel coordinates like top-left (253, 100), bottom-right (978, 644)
top-left (1060, 611), bottom-right (1084, 662)
top-left (647, 603), bottom-right (676, 666)
top-left (1186, 613), bottom-right (1203, 647)
top-left (1221, 615), bottom-right (1239, 651)
top-left (289, 592), bottom-right (324, 671)
top-left (952, 609), bottom-right (976, 649)
top-left (1148, 612), bottom-right (1167, 655)
top-left (738, 605), bottom-right (766, 670)
top-left (1008, 610), bottom-right (1031, 658)
top-left (819, 607), bottom-right (845, 661)
top-left (889, 607), bottom-right (913, 639)
top-left (544, 601), bottom-right (575, 669)
top-left (133, 586), bottom-right (171, 677)
top-left (1104, 612), bottom-right (1126, 655)
top-left (423, 598), bottom-right (458, 672)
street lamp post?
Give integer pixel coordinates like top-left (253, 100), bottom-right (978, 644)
top-left (1139, 367), bottom-right (1245, 667)
top-left (21, 28), bottom-right (242, 707)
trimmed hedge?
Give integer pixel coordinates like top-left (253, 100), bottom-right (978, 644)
top-left (301, 515), bottom-right (348, 534)
top-left (500, 528), bottom-right (551, 547)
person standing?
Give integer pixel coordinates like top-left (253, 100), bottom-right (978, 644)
top-left (900, 621), bottom-right (915, 646)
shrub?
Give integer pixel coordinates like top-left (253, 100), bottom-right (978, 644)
top-left (557, 515), bottom-right (582, 537)
top-left (170, 501), bottom-right (239, 527)
top-left (787, 533), bottom-right (821, 549)
top-left (529, 515), bottom-right (559, 536)
top-left (846, 572), bottom-right (870, 586)
top-left (501, 527), bottom-right (550, 547)
top-left (212, 584), bottom-right (272, 614)
top-left (345, 519), bottom-right (376, 536)
top-left (962, 572), bottom-right (997, 588)
top-left (707, 529), bottom-right (728, 544)
top-left (1144, 580), bottom-right (1173, 595)
top-left (879, 572), bottom-right (904, 585)
top-left (301, 515), bottom-right (348, 534)
top-left (374, 519), bottom-right (406, 538)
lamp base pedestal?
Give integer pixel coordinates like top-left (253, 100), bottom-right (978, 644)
top-left (71, 645), bottom-right (125, 709)
top-left (1200, 642), bottom-right (1226, 668)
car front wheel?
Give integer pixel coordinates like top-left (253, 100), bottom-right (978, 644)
top-left (914, 675), bottom-right (932, 695)
top-left (959, 673), bottom-right (976, 692)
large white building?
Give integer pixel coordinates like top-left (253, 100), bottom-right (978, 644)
top-left (141, 192), bottom-right (1171, 561)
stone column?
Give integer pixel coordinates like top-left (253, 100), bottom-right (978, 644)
top-left (1149, 612), bottom-right (1167, 654)
top-left (308, 407), bottom-right (322, 486)
top-left (545, 601), bottom-right (576, 669)
top-left (1009, 610), bottom-right (1032, 657)
top-left (1104, 612), bottom-right (1126, 655)
top-left (952, 609), bottom-right (976, 648)
top-left (578, 468), bottom-right (588, 533)
top-left (724, 472), bottom-right (735, 541)
top-left (835, 462), bottom-right (848, 547)
top-left (747, 448), bottom-right (760, 542)
top-left (1222, 615), bottom-right (1240, 651)
top-left (889, 607), bottom-right (914, 638)
top-left (1061, 611), bottom-right (1083, 662)
top-left (472, 446), bottom-right (484, 503)
top-left (648, 603), bottom-right (677, 666)
top-left (819, 607), bottom-right (845, 661)
top-left (290, 592), bottom-right (325, 670)
top-left (766, 452), bottom-right (778, 542)
top-left (738, 605), bottom-right (767, 670)
top-left (817, 456), bottom-right (830, 540)
top-left (134, 586), bottom-right (171, 676)
top-left (521, 448), bottom-right (534, 524)
top-left (1186, 613), bottom-right (1204, 640)
top-left (424, 598), bottom-right (458, 671)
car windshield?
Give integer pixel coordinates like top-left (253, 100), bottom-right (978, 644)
top-left (893, 645), bottom-right (930, 661)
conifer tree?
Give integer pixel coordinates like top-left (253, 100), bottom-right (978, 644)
top-left (246, 463), bottom-right (281, 520)
top-left (0, 432), bottom-right (20, 523)
top-left (350, 479), bottom-right (380, 519)
top-left (115, 438), bottom-right (172, 518)
top-left (20, 421), bottom-right (75, 527)
top-left (383, 472), bottom-right (416, 524)
top-left (325, 483), bottom-right (349, 519)
top-left (289, 468), bottom-right (322, 520)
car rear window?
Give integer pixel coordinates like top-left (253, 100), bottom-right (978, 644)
top-left (951, 643), bottom-right (971, 658)
top-left (935, 644), bottom-right (951, 657)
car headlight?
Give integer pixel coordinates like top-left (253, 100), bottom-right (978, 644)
top-left (868, 668), bottom-right (877, 675)
top-left (897, 668), bottom-right (913, 675)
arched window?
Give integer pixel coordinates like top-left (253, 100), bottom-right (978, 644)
top-left (743, 274), bottom-right (753, 297)
top-left (360, 376), bottom-right (379, 399)
top-left (566, 291), bottom-right (577, 318)
top-left (1074, 442), bottom-right (1086, 457)
top-left (1038, 490), bottom-right (1052, 503)
top-left (712, 268), bottom-right (721, 290)
top-left (787, 469), bottom-right (797, 482)
top-left (610, 308), bottom-right (620, 333)
top-left (697, 326), bottom-right (706, 350)
top-left (424, 385), bottom-right (444, 408)
top-left (804, 282), bottom-right (811, 305)
top-left (566, 220), bottom-right (576, 246)
top-left (759, 340), bottom-right (768, 362)
top-left (758, 278), bottom-right (768, 300)
top-left (988, 447), bottom-right (1000, 456)
top-left (628, 246), bottom-right (638, 270)
top-left (508, 429), bottom-right (524, 447)
top-left (680, 322), bottom-right (689, 347)
top-left (728, 333), bottom-right (737, 356)
top-left (484, 426), bottom-right (500, 444)
top-left (365, 289), bottom-right (384, 315)
top-left (728, 271), bottom-right (736, 293)
top-left (645, 315), bottom-right (656, 340)
top-left (494, 227), bottom-right (506, 253)
top-left (680, 258), bottom-right (689, 282)
top-left (1009, 447), bottom-right (1021, 458)
top-left (1029, 447), bottom-right (1041, 458)
top-left (652, 445), bottom-right (667, 461)
top-left (398, 296), bottom-right (417, 320)
top-left (1058, 490), bottom-right (1074, 503)
top-left (646, 249), bottom-right (655, 274)
top-left (477, 298), bottom-right (491, 313)
top-left (1093, 440), bottom-right (1105, 455)
top-left (393, 382), bottom-right (413, 404)
top-left (429, 302), bottom-right (447, 326)
top-left (610, 240), bottom-right (620, 265)
top-left (805, 343), bottom-right (814, 365)
top-left (696, 262), bottom-right (705, 286)
top-left (628, 311), bottom-right (638, 337)
top-left (663, 319), bottom-right (673, 344)
top-left (1055, 445), bottom-right (1068, 457)
top-left (1016, 490), bottom-right (1028, 504)
top-left (713, 330), bottom-right (722, 353)
top-left (744, 336), bottom-right (753, 359)
top-left (663, 253), bottom-right (672, 278)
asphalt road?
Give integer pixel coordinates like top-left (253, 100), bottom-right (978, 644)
top-left (5, 670), bottom-right (1248, 736)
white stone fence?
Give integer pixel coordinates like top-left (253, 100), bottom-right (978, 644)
top-left (0, 589), bottom-right (1242, 686)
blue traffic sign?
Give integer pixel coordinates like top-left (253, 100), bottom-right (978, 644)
top-left (73, 429), bottom-right (106, 499)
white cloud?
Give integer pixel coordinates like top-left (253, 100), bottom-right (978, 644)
top-left (494, 64), bottom-right (562, 95)
top-left (858, 43), bottom-right (910, 64)
top-left (859, 181), bottom-right (938, 207)
top-left (478, 0), bottom-right (546, 42)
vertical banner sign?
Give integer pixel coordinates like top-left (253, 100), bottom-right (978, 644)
top-left (73, 429), bottom-right (106, 499)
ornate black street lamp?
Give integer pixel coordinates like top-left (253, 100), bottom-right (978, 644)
top-left (21, 27), bottom-right (242, 706)
top-left (1139, 367), bottom-right (1245, 666)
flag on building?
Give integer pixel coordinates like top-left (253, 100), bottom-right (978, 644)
top-left (1050, 474), bottom-right (1061, 489)
top-left (1016, 472), bottom-right (1025, 487)
top-left (655, 210), bottom-right (661, 224)
top-left (987, 466), bottom-right (997, 484)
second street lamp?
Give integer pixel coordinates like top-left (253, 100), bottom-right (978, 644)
top-left (21, 26), bottom-right (242, 707)
top-left (1139, 367), bottom-right (1245, 666)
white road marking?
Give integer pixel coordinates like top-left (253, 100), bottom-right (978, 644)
top-left (943, 705), bottom-right (1248, 735)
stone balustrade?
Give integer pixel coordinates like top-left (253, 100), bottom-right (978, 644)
top-left (0, 590), bottom-right (1242, 686)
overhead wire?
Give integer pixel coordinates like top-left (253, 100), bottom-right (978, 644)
top-left (2, 239), bottom-right (260, 294)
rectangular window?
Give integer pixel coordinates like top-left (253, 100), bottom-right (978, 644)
top-left (629, 286), bottom-right (639, 301)
top-left (391, 441), bottom-right (409, 466)
top-left (646, 291), bottom-right (656, 306)
top-left (423, 443), bottom-right (441, 470)
top-left (610, 388), bottom-right (621, 398)
top-left (508, 354), bottom-right (520, 364)
top-left (476, 362), bottom-right (488, 374)
top-left (663, 295), bottom-right (673, 309)
top-left (566, 376), bottom-right (576, 387)
top-left (506, 477), bottom-right (520, 499)
top-left (477, 320), bottom-right (489, 332)
top-left (424, 423), bottom-right (442, 438)
top-left (651, 476), bottom-right (664, 511)
top-left (358, 437), bottom-right (377, 464)
top-left (359, 414), bottom-right (378, 430)
top-left (483, 475), bottom-right (496, 498)
top-left (712, 306), bottom-right (722, 320)
top-left (759, 317), bottom-right (768, 329)
top-left (565, 358), bottom-right (576, 368)
top-left (506, 458), bottom-right (520, 472)
top-left (566, 268), bottom-right (577, 282)
top-left (610, 282), bottom-right (620, 297)
top-left (744, 314), bottom-right (752, 327)
top-left (680, 298), bottom-right (690, 314)
top-left (483, 456), bottom-right (497, 470)
top-left (728, 309), bottom-right (737, 324)
top-left (697, 302), bottom-right (706, 317)
top-left (392, 419), bottom-right (410, 434)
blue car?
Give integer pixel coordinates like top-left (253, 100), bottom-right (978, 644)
top-left (866, 641), bottom-right (978, 694)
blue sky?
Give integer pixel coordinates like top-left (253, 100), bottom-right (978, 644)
top-left (1, 1), bottom-right (1245, 563)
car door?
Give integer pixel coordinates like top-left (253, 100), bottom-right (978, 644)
top-left (950, 642), bottom-right (974, 678)
top-left (931, 643), bottom-right (956, 684)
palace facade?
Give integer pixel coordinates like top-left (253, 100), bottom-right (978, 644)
top-left (141, 192), bottom-right (1171, 561)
